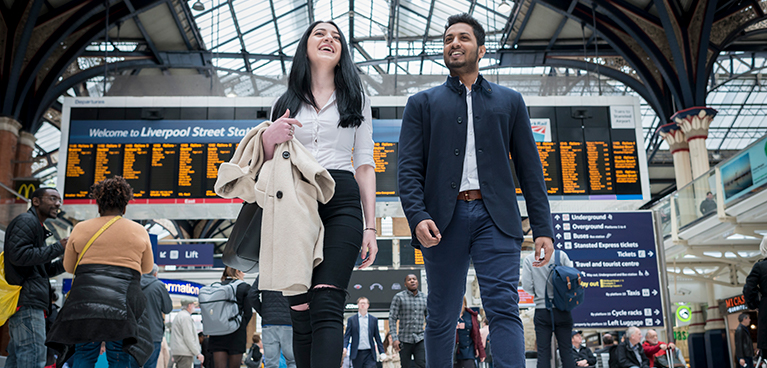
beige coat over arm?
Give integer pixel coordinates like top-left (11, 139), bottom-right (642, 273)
top-left (215, 122), bottom-right (335, 296)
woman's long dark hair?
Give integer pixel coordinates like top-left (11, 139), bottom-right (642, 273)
top-left (271, 20), bottom-right (363, 128)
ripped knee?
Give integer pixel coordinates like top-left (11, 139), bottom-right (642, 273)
top-left (291, 303), bottom-right (309, 311)
top-left (312, 284), bottom-right (341, 290)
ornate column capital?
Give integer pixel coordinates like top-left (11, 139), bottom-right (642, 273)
top-left (659, 123), bottom-right (689, 154)
top-left (672, 107), bottom-right (717, 141)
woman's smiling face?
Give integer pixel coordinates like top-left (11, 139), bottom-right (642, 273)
top-left (306, 22), bottom-right (342, 68)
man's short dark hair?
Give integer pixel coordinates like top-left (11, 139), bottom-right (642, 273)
top-left (445, 13), bottom-right (485, 46)
top-left (405, 274), bottom-right (417, 282)
top-left (31, 187), bottom-right (56, 200)
top-left (706, 191), bottom-right (713, 195)
top-left (739, 312), bottom-right (750, 322)
top-left (603, 334), bottom-right (614, 345)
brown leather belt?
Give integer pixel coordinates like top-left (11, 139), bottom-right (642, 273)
top-left (457, 190), bottom-right (482, 201)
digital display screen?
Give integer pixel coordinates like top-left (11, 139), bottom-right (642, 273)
top-left (150, 144), bottom-right (178, 198)
top-left (374, 142), bottom-right (398, 196)
top-left (177, 143), bottom-right (205, 198)
top-left (206, 143), bottom-right (235, 197)
top-left (64, 144), bottom-right (95, 198)
top-left (123, 144), bottom-right (150, 198)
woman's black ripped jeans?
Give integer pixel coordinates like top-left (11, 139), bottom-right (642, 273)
top-left (287, 170), bottom-right (362, 368)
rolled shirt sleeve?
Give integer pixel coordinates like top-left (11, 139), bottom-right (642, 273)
top-left (353, 96), bottom-right (375, 170)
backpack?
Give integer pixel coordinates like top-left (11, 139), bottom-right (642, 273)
top-left (198, 279), bottom-right (245, 336)
top-left (545, 250), bottom-right (585, 312)
top-left (244, 344), bottom-right (262, 368)
top-left (0, 252), bottom-right (22, 325)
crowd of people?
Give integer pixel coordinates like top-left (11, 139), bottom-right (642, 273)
top-left (3, 8), bottom-right (721, 368)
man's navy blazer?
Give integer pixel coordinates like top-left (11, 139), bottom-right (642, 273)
top-left (398, 74), bottom-right (554, 247)
top-left (343, 313), bottom-right (384, 359)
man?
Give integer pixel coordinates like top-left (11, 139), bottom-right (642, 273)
top-left (616, 327), bottom-right (649, 368)
top-left (398, 13), bottom-right (554, 368)
top-left (642, 329), bottom-right (684, 368)
top-left (4, 187), bottom-right (66, 368)
top-left (571, 331), bottom-right (597, 368)
top-left (343, 297), bottom-right (384, 368)
top-left (247, 276), bottom-right (296, 368)
top-left (595, 334), bottom-right (618, 368)
top-left (170, 299), bottom-right (204, 368)
top-left (388, 274), bottom-right (427, 368)
top-left (700, 191), bottom-right (716, 215)
top-left (735, 313), bottom-right (755, 368)
top-left (521, 250), bottom-right (574, 368)
top-left (130, 264), bottom-right (173, 368)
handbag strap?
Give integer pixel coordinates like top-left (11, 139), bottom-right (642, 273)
top-left (73, 216), bottom-right (122, 274)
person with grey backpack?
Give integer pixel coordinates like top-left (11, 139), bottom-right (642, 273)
top-left (200, 267), bottom-right (252, 368)
top-left (521, 250), bottom-right (576, 368)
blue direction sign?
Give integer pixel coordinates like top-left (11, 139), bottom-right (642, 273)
top-left (156, 243), bottom-right (214, 266)
top-left (551, 212), bottom-right (662, 329)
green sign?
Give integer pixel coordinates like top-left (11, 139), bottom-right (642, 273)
top-left (676, 305), bottom-right (692, 322)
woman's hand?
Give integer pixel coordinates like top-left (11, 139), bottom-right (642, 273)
top-left (358, 230), bottom-right (378, 269)
top-left (262, 109), bottom-right (302, 160)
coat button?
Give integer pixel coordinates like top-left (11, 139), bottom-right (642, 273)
top-left (457, 117), bottom-right (463, 124)
top-left (282, 151), bottom-right (290, 159)
top-left (478, 149), bottom-right (483, 154)
top-left (451, 182), bottom-right (457, 189)
top-left (458, 90), bottom-right (463, 95)
top-left (454, 149), bottom-right (460, 156)
top-left (276, 191), bottom-right (283, 199)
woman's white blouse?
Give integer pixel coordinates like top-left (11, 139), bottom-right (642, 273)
top-left (274, 93), bottom-right (375, 173)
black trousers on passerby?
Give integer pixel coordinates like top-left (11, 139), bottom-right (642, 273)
top-left (399, 340), bottom-right (426, 368)
top-left (534, 308), bottom-right (575, 368)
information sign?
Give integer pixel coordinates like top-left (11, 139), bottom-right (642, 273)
top-left (551, 211), bottom-right (663, 328)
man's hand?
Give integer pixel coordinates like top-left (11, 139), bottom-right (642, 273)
top-left (660, 344), bottom-right (667, 350)
top-left (197, 354), bottom-right (205, 363)
top-left (740, 358), bottom-right (746, 367)
top-left (668, 342), bottom-right (676, 350)
top-left (532, 236), bottom-right (554, 267)
top-left (576, 359), bottom-right (588, 367)
top-left (393, 340), bottom-right (401, 352)
top-left (415, 219), bottom-right (441, 248)
top-left (456, 322), bottom-right (465, 329)
top-left (59, 237), bottom-right (68, 248)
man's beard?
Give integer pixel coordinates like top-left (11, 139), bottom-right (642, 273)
top-left (444, 48), bottom-right (478, 71)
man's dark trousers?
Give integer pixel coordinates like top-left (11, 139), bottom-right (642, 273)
top-left (421, 200), bottom-right (523, 368)
top-left (352, 349), bottom-right (377, 368)
top-left (399, 340), bottom-right (425, 368)
top-left (533, 308), bottom-right (574, 368)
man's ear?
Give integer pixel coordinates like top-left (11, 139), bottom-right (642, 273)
top-left (478, 45), bottom-right (487, 61)
top-left (31, 197), bottom-right (41, 207)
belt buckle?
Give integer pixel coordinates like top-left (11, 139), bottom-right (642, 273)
top-left (464, 192), bottom-right (475, 202)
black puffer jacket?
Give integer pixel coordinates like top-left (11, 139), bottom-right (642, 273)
top-left (247, 276), bottom-right (291, 326)
top-left (3, 207), bottom-right (65, 314)
top-left (46, 264), bottom-right (153, 366)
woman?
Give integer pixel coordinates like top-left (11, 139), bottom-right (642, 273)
top-left (46, 176), bottom-right (154, 367)
top-left (261, 20), bottom-right (377, 368)
top-left (208, 267), bottom-right (252, 368)
top-left (744, 236), bottom-right (767, 362)
top-left (455, 297), bottom-right (485, 368)
top-left (381, 332), bottom-right (401, 368)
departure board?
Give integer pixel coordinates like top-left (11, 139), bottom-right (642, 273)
top-left (612, 140), bottom-right (641, 194)
top-left (559, 141), bottom-right (587, 194)
top-left (64, 144), bottom-right (95, 198)
top-left (537, 142), bottom-right (561, 194)
top-left (374, 142), bottom-right (398, 196)
top-left (177, 143), bottom-right (205, 197)
top-left (94, 144), bottom-right (123, 183)
top-left (586, 141), bottom-right (613, 194)
top-left (150, 144), bottom-right (178, 198)
top-left (123, 144), bottom-right (150, 198)
top-left (206, 143), bottom-right (235, 197)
